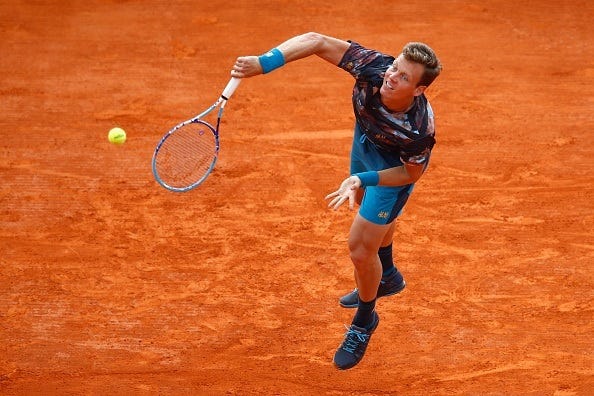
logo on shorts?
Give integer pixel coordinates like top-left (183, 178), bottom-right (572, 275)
top-left (378, 211), bottom-right (389, 219)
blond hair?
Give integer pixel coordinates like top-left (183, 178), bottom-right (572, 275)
top-left (402, 42), bottom-right (442, 87)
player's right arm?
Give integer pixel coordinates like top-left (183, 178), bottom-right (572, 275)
top-left (231, 32), bottom-right (350, 78)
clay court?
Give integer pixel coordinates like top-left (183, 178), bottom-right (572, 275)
top-left (1, 1), bottom-right (593, 394)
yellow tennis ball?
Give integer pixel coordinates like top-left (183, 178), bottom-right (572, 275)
top-left (108, 127), bottom-right (126, 145)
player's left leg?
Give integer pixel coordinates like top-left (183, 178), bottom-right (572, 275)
top-left (339, 185), bottom-right (412, 308)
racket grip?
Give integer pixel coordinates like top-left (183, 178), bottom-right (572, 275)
top-left (222, 77), bottom-right (241, 100)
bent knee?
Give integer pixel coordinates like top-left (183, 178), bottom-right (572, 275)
top-left (348, 245), bottom-right (375, 269)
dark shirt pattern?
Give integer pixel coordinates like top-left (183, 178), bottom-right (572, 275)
top-left (338, 42), bottom-right (436, 164)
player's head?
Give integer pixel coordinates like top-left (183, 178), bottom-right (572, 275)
top-left (402, 42), bottom-right (442, 88)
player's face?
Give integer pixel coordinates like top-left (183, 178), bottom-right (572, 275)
top-left (380, 55), bottom-right (426, 105)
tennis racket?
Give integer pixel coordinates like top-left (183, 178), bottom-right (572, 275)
top-left (152, 77), bottom-right (241, 192)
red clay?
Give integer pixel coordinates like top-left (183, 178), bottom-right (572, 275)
top-left (1, 1), bottom-right (593, 394)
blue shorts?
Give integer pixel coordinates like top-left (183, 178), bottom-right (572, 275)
top-left (350, 123), bottom-right (415, 225)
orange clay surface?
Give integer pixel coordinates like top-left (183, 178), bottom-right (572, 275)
top-left (1, 1), bottom-right (593, 395)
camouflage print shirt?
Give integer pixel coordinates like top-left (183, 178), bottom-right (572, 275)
top-left (338, 41), bottom-right (436, 164)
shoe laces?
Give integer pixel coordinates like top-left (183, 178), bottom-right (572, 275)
top-left (341, 325), bottom-right (369, 353)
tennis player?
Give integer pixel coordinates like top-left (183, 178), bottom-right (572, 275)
top-left (231, 32), bottom-right (442, 370)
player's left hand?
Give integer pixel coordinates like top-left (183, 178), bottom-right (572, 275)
top-left (325, 176), bottom-right (361, 211)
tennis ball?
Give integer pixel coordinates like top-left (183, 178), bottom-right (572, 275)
top-left (108, 127), bottom-right (126, 145)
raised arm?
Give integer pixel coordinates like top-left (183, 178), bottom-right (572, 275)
top-left (231, 32), bottom-right (351, 78)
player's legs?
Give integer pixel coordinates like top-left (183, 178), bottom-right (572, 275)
top-left (335, 123), bottom-right (411, 369)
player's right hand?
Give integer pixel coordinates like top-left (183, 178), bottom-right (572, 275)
top-left (231, 56), bottom-right (263, 78)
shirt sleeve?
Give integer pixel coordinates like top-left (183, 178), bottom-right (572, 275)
top-left (338, 41), bottom-right (394, 83)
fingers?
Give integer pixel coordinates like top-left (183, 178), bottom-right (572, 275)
top-left (325, 189), bottom-right (344, 210)
top-left (231, 56), bottom-right (262, 78)
top-left (325, 189), bottom-right (355, 211)
top-left (327, 194), bottom-right (348, 211)
top-left (324, 191), bottom-right (339, 200)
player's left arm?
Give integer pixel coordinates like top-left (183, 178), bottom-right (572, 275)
top-left (378, 162), bottom-right (425, 185)
top-left (325, 162), bottom-right (425, 210)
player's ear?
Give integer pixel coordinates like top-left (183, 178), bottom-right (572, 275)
top-left (414, 85), bottom-right (427, 97)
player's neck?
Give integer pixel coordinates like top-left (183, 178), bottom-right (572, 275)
top-left (381, 96), bottom-right (415, 113)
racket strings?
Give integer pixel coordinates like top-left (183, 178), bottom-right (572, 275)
top-left (155, 122), bottom-right (217, 189)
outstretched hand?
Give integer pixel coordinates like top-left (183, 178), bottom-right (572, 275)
top-left (325, 175), bottom-right (362, 211)
top-left (231, 56), bottom-right (263, 78)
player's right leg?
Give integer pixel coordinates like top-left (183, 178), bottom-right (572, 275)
top-left (334, 213), bottom-right (387, 369)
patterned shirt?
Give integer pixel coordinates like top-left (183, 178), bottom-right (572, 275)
top-left (338, 41), bottom-right (436, 164)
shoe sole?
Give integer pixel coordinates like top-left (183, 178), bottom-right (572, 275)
top-left (339, 281), bottom-right (406, 309)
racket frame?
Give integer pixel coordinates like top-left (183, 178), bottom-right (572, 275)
top-left (152, 78), bottom-right (240, 192)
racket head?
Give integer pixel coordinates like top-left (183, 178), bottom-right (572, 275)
top-left (152, 119), bottom-right (219, 192)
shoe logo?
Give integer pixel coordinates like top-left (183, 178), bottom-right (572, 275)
top-left (378, 211), bottom-right (389, 219)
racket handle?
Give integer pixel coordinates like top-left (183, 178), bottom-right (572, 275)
top-left (222, 77), bottom-right (241, 100)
